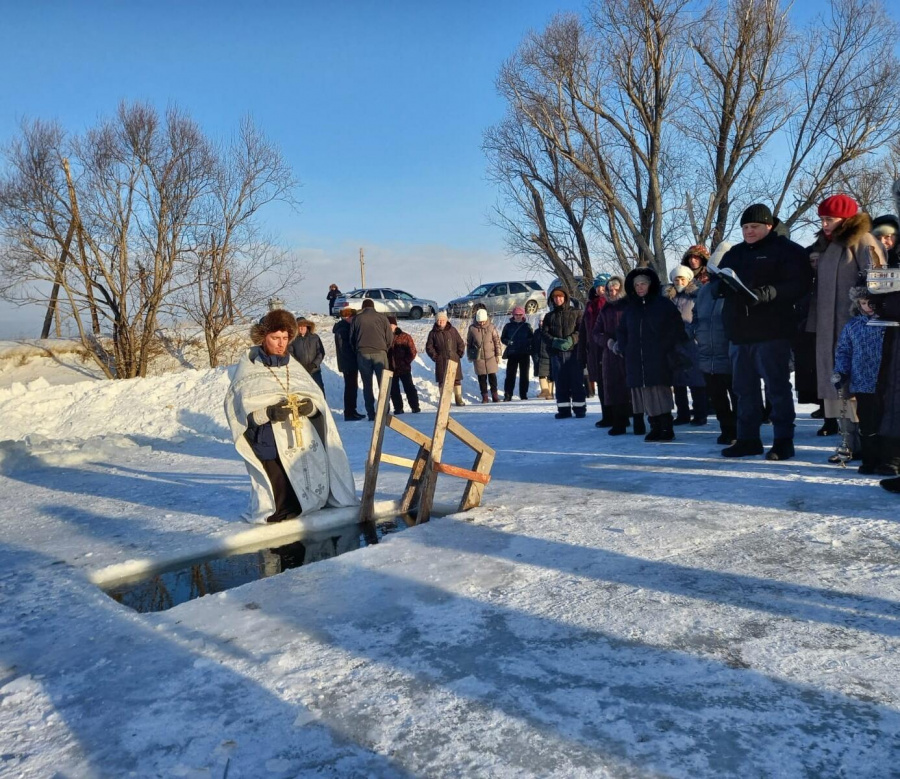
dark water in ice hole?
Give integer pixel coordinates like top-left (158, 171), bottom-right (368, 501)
top-left (105, 517), bottom-right (410, 613)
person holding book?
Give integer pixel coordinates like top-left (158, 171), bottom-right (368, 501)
top-left (717, 204), bottom-right (812, 461)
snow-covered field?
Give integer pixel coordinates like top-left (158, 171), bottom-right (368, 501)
top-left (1, 315), bottom-right (898, 778)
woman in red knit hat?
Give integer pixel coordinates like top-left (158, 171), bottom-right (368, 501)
top-left (806, 194), bottom-right (885, 459)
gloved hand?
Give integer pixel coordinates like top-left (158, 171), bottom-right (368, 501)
top-left (831, 372), bottom-right (848, 392)
top-left (295, 398), bottom-right (315, 417)
top-left (551, 336), bottom-right (574, 352)
top-left (267, 400), bottom-right (292, 422)
top-left (750, 285), bottom-right (775, 305)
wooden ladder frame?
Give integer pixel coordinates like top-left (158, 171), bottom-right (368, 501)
top-left (359, 361), bottom-right (495, 531)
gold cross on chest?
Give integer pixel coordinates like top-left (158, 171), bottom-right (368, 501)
top-left (284, 393), bottom-right (304, 448)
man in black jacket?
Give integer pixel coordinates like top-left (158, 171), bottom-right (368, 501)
top-left (719, 204), bottom-right (813, 461)
top-left (332, 308), bottom-right (364, 421)
top-left (349, 299), bottom-right (393, 420)
top-left (543, 288), bottom-right (585, 418)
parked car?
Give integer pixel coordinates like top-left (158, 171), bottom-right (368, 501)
top-left (332, 288), bottom-right (438, 319)
top-left (446, 280), bottom-right (545, 318)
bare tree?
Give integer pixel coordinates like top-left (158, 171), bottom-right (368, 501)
top-left (0, 104), bottom-right (301, 376)
top-left (494, 1), bottom-right (698, 277)
top-left (684, 0), bottom-right (794, 246)
top-left (773, 0), bottom-right (900, 229)
top-left (177, 118), bottom-right (299, 367)
top-left (485, 114), bottom-right (599, 298)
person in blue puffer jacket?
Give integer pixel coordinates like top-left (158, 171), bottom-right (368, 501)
top-left (689, 266), bottom-right (737, 446)
top-left (833, 286), bottom-right (885, 475)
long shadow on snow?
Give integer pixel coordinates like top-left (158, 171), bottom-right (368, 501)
top-left (0, 541), bottom-right (419, 779)
top-left (0, 446), bottom-right (248, 520)
top-left (244, 519), bottom-right (900, 778)
top-left (422, 518), bottom-right (900, 638)
top-left (439, 408), bottom-right (898, 523)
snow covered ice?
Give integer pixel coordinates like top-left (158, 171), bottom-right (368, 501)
top-left (0, 318), bottom-right (898, 777)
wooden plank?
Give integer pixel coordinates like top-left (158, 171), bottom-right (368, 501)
top-left (446, 416), bottom-right (496, 456)
top-left (387, 414), bottom-right (432, 447)
top-left (416, 360), bottom-right (456, 524)
top-left (379, 453), bottom-right (417, 469)
top-left (433, 461), bottom-right (491, 484)
top-left (399, 444), bottom-right (430, 515)
top-left (358, 369), bottom-right (394, 526)
top-left (459, 448), bottom-right (495, 512)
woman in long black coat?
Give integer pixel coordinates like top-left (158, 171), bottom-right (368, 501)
top-left (614, 267), bottom-right (687, 441)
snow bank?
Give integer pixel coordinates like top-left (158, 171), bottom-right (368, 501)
top-left (0, 367), bottom-right (232, 444)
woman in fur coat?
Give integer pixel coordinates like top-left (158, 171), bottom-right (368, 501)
top-left (806, 194), bottom-right (886, 459)
top-left (591, 276), bottom-right (638, 435)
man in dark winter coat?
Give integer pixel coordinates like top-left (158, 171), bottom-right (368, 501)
top-left (387, 315), bottom-right (420, 414)
top-left (349, 299), bottom-right (393, 420)
top-left (332, 308), bottom-right (364, 421)
top-left (718, 204), bottom-right (812, 461)
top-left (542, 288), bottom-right (586, 418)
top-left (289, 317), bottom-right (326, 396)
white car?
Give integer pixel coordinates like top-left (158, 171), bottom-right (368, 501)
top-left (333, 288), bottom-right (438, 319)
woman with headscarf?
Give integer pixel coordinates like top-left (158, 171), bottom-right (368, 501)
top-left (592, 275), bottom-right (637, 435)
top-left (426, 311), bottom-right (466, 406)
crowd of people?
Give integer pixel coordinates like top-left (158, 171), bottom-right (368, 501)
top-left (529, 195), bottom-right (900, 495)
top-left (234, 191), bottom-right (899, 526)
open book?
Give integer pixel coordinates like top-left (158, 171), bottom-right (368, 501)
top-left (708, 265), bottom-right (759, 303)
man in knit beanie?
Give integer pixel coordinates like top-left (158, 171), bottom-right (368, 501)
top-left (716, 204), bottom-right (812, 461)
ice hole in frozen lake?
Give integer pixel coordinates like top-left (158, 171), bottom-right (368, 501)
top-left (104, 517), bottom-right (411, 613)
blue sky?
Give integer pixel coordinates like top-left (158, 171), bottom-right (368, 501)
top-left (0, 0), bottom-right (585, 335)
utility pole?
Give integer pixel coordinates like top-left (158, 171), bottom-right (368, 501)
top-left (359, 247), bottom-right (366, 288)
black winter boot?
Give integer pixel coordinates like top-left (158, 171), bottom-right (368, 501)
top-left (596, 409), bottom-right (613, 427)
top-left (632, 414), bottom-right (646, 435)
top-left (876, 437), bottom-right (900, 475)
top-left (555, 406), bottom-right (573, 419)
top-left (722, 439), bottom-right (764, 457)
top-left (717, 424), bottom-right (737, 445)
top-left (673, 413), bottom-right (692, 426)
top-left (573, 405), bottom-right (587, 419)
top-left (608, 410), bottom-right (628, 435)
top-left (857, 434), bottom-right (880, 475)
top-left (657, 412), bottom-right (675, 441)
top-left (644, 415), bottom-right (662, 441)
top-left (880, 476), bottom-right (900, 493)
top-left (816, 418), bottom-right (839, 436)
top-left (810, 402), bottom-right (825, 419)
top-left (765, 438), bottom-right (795, 461)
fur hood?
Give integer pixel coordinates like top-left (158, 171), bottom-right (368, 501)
top-left (605, 276), bottom-right (626, 302)
top-left (816, 213), bottom-right (873, 248)
top-left (250, 309), bottom-right (298, 344)
top-left (295, 317), bottom-right (317, 334)
top-left (624, 267), bottom-right (662, 301)
top-left (848, 285), bottom-right (871, 317)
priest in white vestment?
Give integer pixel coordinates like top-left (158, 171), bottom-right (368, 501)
top-left (225, 309), bottom-right (359, 524)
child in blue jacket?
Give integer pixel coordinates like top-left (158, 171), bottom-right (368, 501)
top-left (833, 286), bottom-right (885, 474)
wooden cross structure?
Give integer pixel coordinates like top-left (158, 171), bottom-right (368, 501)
top-left (358, 361), bottom-right (495, 532)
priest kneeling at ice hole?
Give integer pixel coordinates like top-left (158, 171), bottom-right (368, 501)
top-left (225, 309), bottom-right (358, 523)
